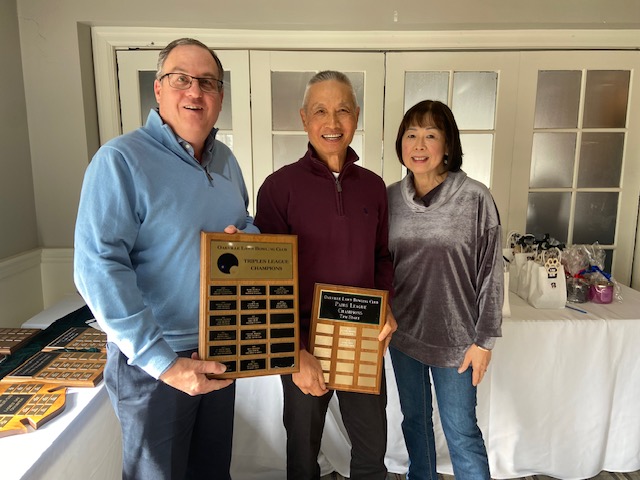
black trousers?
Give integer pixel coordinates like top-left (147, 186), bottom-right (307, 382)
top-left (104, 343), bottom-right (236, 480)
top-left (281, 369), bottom-right (388, 480)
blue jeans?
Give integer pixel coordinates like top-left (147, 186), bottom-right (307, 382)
top-left (104, 343), bottom-right (236, 480)
top-left (390, 347), bottom-right (490, 480)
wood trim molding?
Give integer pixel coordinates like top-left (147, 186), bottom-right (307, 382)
top-left (92, 26), bottom-right (640, 51)
top-left (92, 26), bottom-right (640, 144)
top-left (40, 248), bottom-right (74, 265)
top-left (0, 249), bottom-right (41, 281)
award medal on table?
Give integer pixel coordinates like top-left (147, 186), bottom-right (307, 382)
top-left (199, 232), bottom-right (300, 378)
top-left (309, 283), bottom-right (388, 394)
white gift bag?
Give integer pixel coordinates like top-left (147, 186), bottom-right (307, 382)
top-left (527, 250), bottom-right (567, 309)
top-left (516, 253), bottom-right (536, 300)
top-left (511, 252), bottom-right (533, 294)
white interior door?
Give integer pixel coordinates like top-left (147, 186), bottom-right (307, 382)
top-left (509, 51), bottom-right (640, 286)
top-left (248, 50), bottom-right (385, 207)
top-left (116, 49), bottom-right (254, 200)
top-left (383, 52), bottom-right (520, 225)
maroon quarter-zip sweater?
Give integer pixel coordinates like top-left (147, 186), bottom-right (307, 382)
top-left (255, 144), bottom-right (394, 348)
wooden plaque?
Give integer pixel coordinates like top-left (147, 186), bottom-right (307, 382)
top-left (0, 351), bottom-right (106, 387)
top-left (0, 328), bottom-right (42, 355)
top-left (310, 283), bottom-right (388, 394)
top-left (42, 327), bottom-right (107, 353)
top-left (199, 232), bottom-right (299, 379)
top-left (0, 383), bottom-right (67, 438)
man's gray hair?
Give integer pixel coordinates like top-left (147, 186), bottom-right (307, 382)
top-left (156, 38), bottom-right (224, 83)
top-left (302, 70), bottom-right (358, 110)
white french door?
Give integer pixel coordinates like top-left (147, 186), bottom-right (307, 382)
top-left (510, 51), bottom-right (640, 286)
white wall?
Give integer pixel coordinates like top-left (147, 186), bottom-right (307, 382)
top-left (0, 0), bottom-right (42, 327)
top-left (2, 0), bottom-right (639, 325)
top-left (1, 0), bottom-right (37, 259)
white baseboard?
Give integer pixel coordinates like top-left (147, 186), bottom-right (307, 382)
top-left (0, 248), bottom-right (76, 328)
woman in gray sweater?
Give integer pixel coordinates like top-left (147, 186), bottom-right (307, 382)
top-left (387, 100), bottom-right (503, 480)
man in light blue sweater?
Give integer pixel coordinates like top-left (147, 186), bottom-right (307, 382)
top-left (74, 38), bottom-right (258, 480)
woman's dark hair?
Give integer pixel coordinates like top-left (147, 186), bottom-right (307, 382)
top-left (394, 100), bottom-right (463, 172)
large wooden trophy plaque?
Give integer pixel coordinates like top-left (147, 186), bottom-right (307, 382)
top-left (309, 283), bottom-right (388, 394)
top-left (199, 232), bottom-right (299, 379)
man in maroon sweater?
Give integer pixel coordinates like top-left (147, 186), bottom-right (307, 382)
top-left (255, 70), bottom-right (396, 480)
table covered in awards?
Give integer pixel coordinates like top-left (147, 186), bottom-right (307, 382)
top-left (199, 232), bottom-right (300, 378)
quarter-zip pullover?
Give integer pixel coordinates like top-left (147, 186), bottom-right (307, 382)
top-left (255, 144), bottom-right (394, 347)
top-left (74, 109), bottom-right (258, 378)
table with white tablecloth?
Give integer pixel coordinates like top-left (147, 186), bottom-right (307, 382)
top-left (4, 287), bottom-right (640, 479)
top-left (476, 286), bottom-right (640, 479)
top-left (233, 285), bottom-right (640, 480)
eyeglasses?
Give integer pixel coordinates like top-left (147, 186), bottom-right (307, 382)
top-left (159, 72), bottom-right (223, 94)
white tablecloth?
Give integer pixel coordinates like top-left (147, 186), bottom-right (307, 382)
top-left (4, 288), bottom-right (640, 479)
top-left (478, 287), bottom-right (640, 479)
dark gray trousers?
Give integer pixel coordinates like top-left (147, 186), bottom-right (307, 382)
top-left (281, 369), bottom-right (388, 480)
top-left (104, 343), bottom-right (236, 480)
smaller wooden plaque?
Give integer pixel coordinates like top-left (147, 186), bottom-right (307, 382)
top-left (0, 328), bottom-right (42, 355)
top-left (0, 351), bottom-right (106, 387)
top-left (0, 383), bottom-right (67, 438)
top-left (309, 283), bottom-right (388, 394)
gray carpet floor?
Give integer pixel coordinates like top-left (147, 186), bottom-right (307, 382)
top-left (321, 471), bottom-right (640, 480)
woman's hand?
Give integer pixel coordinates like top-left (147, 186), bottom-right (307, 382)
top-left (458, 344), bottom-right (492, 386)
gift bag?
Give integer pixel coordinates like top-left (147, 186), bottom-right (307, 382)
top-left (527, 249), bottom-right (567, 309)
top-left (509, 233), bottom-right (537, 294)
top-left (502, 258), bottom-right (511, 318)
top-left (516, 253), bottom-right (536, 300)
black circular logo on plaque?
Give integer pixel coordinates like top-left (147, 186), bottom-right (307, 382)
top-left (217, 253), bottom-right (239, 274)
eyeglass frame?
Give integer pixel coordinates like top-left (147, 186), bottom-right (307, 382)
top-left (158, 72), bottom-right (224, 93)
